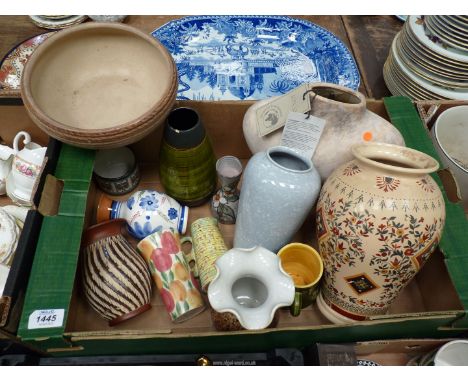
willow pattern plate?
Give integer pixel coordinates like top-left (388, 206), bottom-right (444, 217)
top-left (152, 16), bottom-right (360, 100)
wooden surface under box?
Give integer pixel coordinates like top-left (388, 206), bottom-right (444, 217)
top-left (0, 15), bottom-right (404, 100)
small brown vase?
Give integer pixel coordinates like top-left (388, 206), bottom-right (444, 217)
top-left (81, 219), bottom-right (153, 326)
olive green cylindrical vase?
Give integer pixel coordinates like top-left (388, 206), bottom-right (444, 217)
top-left (159, 107), bottom-right (216, 206)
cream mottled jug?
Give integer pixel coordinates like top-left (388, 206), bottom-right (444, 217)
top-left (316, 143), bottom-right (445, 323)
top-left (243, 83), bottom-right (405, 180)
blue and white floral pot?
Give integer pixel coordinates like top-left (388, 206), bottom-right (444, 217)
top-left (97, 190), bottom-right (189, 240)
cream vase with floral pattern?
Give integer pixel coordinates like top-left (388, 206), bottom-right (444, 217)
top-left (316, 142), bottom-right (445, 323)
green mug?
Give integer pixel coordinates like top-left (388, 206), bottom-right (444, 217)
top-left (278, 243), bottom-right (323, 317)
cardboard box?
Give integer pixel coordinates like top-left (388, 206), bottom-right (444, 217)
top-left (16, 97), bottom-right (468, 356)
top-left (0, 97), bottom-right (60, 336)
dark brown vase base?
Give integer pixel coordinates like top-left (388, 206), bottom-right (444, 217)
top-left (109, 303), bottom-right (152, 326)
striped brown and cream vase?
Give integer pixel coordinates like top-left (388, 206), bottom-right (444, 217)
top-left (81, 219), bottom-right (152, 326)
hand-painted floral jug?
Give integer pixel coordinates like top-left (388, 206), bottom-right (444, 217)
top-left (97, 189), bottom-right (189, 240)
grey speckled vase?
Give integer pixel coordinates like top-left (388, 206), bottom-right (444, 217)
top-left (234, 146), bottom-right (321, 252)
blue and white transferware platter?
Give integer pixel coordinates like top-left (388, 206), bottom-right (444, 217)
top-left (152, 16), bottom-right (360, 100)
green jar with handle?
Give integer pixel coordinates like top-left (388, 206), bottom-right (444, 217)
top-left (159, 107), bottom-right (216, 206)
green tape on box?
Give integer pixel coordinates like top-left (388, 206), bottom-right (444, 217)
top-left (18, 144), bottom-right (95, 342)
top-left (385, 97), bottom-right (468, 326)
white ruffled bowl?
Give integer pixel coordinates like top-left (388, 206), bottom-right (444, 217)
top-left (208, 246), bottom-right (294, 330)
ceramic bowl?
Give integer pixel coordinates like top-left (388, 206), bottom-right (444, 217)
top-left (208, 246), bottom-right (295, 330)
top-left (21, 23), bottom-right (178, 149)
top-left (432, 106), bottom-right (468, 209)
top-left (93, 147), bottom-right (140, 195)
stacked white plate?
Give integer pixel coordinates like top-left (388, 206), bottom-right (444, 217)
top-left (29, 15), bottom-right (88, 30)
top-left (384, 15), bottom-right (468, 100)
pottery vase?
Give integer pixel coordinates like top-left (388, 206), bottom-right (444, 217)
top-left (81, 219), bottom-right (152, 326)
top-left (93, 146), bottom-right (141, 196)
top-left (234, 146), bottom-right (321, 252)
top-left (315, 142), bottom-right (445, 323)
top-left (159, 107), bottom-right (217, 206)
top-left (211, 156), bottom-right (243, 224)
top-left (242, 82), bottom-right (405, 180)
top-left (97, 189), bottom-right (189, 240)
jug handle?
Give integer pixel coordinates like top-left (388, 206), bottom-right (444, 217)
top-left (13, 131), bottom-right (31, 153)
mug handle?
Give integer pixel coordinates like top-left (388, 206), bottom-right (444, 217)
top-left (180, 236), bottom-right (199, 277)
top-left (290, 291), bottom-right (302, 317)
top-left (13, 131), bottom-right (31, 153)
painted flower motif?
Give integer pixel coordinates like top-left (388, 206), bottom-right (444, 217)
top-left (138, 240), bottom-right (154, 257)
top-left (169, 280), bottom-right (187, 301)
top-left (15, 162), bottom-right (36, 177)
top-left (174, 262), bottom-right (189, 281)
top-left (150, 248), bottom-right (173, 272)
top-left (417, 178), bottom-right (435, 193)
top-left (186, 288), bottom-right (203, 307)
top-left (404, 248), bottom-right (414, 257)
top-left (160, 288), bottom-right (175, 313)
top-left (212, 193), bottom-right (227, 208)
top-left (139, 194), bottom-right (158, 211)
top-left (396, 228), bottom-right (405, 237)
top-left (343, 164), bottom-right (362, 176)
top-left (376, 176), bottom-right (400, 192)
top-left (128, 221), bottom-right (162, 239)
top-left (167, 207), bottom-right (178, 220)
top-left (390, 258), bottom-right (401, 270)
top-left (126, 196), bottom-right (135, 210)
top-left (161, 231), bottom-right (180, 255)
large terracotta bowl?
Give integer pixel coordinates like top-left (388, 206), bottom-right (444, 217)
top-left (21, 23), bottom-right (178, 149)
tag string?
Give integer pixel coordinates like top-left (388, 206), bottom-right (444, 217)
top-left (302, 89), bottom-right (317, 120)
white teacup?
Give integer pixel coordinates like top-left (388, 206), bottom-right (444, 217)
top-left (6, 131), bottom-right (46, 206)
top-left (432, 106), bottom-right (468, 210)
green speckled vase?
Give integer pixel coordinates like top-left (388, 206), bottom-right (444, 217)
top-left (159, 107), bottom-right (216, 206)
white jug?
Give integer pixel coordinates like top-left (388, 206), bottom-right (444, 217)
top-left (5, 131), bottom-right (46, 206)
top-left (0, 138), bottom-right (18, 195)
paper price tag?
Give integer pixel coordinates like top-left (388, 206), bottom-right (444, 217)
top-left (28, 309), bottom-right (65, 330)
top-left (256, 83), bottom-right (312, 137)
top-left (280, 112), bottom-right (326, 159)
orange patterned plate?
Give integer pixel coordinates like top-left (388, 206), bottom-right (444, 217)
top-left (0, 32), bottom-right (55, 90)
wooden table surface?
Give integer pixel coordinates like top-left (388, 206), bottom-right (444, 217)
top-left (0, 15), bottom-right (403, 100)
